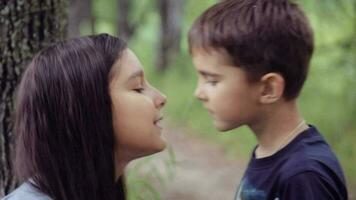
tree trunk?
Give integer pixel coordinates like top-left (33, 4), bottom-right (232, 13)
top-left (156, 0), bottom-right (183, 72)
top-left (117, 0), bottom-right (151, 42)
top-left (0, 0), bottom-right (67, 197)
top-left (67, 0), bottom-right (94, 38)
top-left (117, 0), bottom-right (134, 40)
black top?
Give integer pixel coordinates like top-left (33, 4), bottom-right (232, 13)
top-left (235, 125), bottom-right (348, 200)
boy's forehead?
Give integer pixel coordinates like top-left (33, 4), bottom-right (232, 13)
top-left (192, 47), bottom-right (234, 66)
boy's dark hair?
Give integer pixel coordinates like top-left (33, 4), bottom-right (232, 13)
top-left (15, 34), bottom-right (127, 200)
top-left (188, 0), bottom-right (314, 100)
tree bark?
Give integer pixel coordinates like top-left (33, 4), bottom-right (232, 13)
top-left (156, 0), bottom-right (183, 72)
top-left (0, 0), bottom-right (67, 197)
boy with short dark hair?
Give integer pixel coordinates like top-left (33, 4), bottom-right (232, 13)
top-left (188, 0), bottom-right (348, 199)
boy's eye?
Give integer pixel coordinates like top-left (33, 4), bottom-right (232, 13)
top-left (207, 79), bottom-right (218, 86)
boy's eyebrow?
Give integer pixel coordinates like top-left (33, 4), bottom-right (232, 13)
top-left (127, 69), bottom-right (144, 81)
top-left (197, 70), bottom-right (220, 77)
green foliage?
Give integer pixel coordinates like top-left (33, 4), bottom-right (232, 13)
top-left (298, 1), bottom-right (356, 190)
top-left (92, 0), bottom-right (117, 35)
top-left (126, 147), bottom-right (176, 200)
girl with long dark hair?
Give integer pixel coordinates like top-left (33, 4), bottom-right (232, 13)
top-left (2, 34), bottom-right (166, 200)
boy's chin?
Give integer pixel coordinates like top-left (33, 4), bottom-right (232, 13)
top-left (213, 120), bottom-right (240, 132)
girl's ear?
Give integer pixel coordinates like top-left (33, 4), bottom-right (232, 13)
top-left (258, 72), bottom-right (285, 104)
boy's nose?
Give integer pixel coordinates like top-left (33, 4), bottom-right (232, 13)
top-left (194, 86), bottom-right (207, 102)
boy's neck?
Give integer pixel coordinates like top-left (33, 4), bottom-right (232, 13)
top-left (249, 100), bottom-right (309, 158)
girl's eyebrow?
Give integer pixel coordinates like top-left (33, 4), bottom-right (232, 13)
top-left (127, 69), bottom-right (144, 82)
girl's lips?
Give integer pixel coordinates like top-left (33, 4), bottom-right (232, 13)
top-left (154, 116), bottom-right (164, 129)
top-left (154, 116), bottom-right (163, 123)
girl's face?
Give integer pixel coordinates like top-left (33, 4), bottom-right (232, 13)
top-left (110, 49), bottom-right (167, 163)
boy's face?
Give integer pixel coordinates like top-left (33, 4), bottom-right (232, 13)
top-left (192, 48), bottom-right (261, 131)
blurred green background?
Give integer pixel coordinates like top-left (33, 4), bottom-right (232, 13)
top-left (81, 0), bottom-right (356, 198)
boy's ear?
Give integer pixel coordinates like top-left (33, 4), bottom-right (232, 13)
top-left (259, 73), bottom-right (285, 104)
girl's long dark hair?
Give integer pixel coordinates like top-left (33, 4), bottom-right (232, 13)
top-left (14, 34), bottom-right (127, 200)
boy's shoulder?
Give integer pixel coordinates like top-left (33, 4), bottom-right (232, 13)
top-left (277, 126), bottom-right (345, 182)
top-left (239, 126), bottom-right (348, 200)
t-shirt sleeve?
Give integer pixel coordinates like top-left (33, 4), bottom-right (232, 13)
top-left (280, 172), bottom-right (336, 200)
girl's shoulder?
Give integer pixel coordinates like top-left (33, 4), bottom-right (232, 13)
top-left (1, 181), bottom-right (51, 200)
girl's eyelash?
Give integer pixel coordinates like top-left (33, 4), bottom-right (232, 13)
top-left (134, 88), bottom-right (145, 93)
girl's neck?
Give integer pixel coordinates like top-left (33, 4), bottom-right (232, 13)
top-left (115, 162), bottom-right (127, 180)
top-left (114, 152), bottom-right (130, 180)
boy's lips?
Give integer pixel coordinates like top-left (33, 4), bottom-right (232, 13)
top-left (203, 105), bottom-right (215, 116)
top-left (205, 108), bottom-right (214, 115)
top-left (206, 109), bottom-right (217, 118)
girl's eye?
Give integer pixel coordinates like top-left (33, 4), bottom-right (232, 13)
top-left (133, 88), bottom-right (145, 93)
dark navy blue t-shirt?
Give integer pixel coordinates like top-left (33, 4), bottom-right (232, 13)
top-left (235, 126), bottom-right (348, 200)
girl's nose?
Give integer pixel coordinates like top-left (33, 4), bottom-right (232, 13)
top-left (155, 91), bottom-right (167, 109)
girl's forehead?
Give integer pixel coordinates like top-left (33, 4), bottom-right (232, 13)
top-left (111, 49), bottom-right (144, 83)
